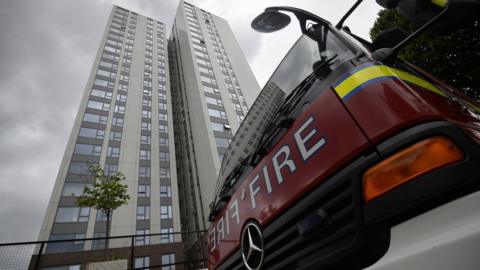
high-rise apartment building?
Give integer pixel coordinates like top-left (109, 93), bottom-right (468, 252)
top-left (38, 6), bottom-right (183, 268)
top-left (169, 0), bottom-right (260, 256)
top-left (37, 1), bottom-right (260, 268)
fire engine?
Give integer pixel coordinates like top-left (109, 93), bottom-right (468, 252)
top-left (208, 0), bottom-right (480, 269)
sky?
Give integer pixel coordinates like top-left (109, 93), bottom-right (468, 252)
top-left (0, 0), bottom-right (381, 243)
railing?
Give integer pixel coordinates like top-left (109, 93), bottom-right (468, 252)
top-left (0, 230), bottom-right (208, 270)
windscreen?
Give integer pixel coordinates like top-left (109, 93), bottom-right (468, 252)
top-left (214, 23), bottom-right (356, 198)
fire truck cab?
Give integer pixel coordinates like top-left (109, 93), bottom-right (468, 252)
top-left (208, 0), bottom-right (480, 269)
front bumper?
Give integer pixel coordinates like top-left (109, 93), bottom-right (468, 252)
top-left (366, 190), bottom-right (480, 270)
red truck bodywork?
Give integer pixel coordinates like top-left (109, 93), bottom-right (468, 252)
top-left (208, 58), bottom-right (480, 269)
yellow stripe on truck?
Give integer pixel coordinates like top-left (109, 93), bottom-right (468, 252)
top-left (431, 0), bottom-right (448, 8)
top-left (334, 64), bottom-right (446, 100)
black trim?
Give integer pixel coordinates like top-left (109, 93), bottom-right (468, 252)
top-left (364, 121), bottom-right (480, 227)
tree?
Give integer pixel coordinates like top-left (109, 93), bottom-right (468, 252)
top-left (77, 165), bottom-right (130, 247)
top-left (370, 9), bottom-right (480, 101)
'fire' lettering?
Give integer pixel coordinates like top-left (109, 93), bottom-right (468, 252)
top-left (294, 116), bottom-right (326, 161)
top-left (272, 145), bottom-right (296, 184)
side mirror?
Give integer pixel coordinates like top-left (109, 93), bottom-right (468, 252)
top-left (371, 27), bottom-right (409, 50)
top-left (251, 10), bottom-right (291, 33)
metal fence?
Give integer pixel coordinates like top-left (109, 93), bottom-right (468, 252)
top-left (0, 230), bottom-right (207, 270)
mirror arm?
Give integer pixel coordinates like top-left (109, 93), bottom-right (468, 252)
top-left (336, 0), bottom-right (364, 29)
top-left (372, 3), bottom-right (450, 62)
top-left (265, 6), bottom-right (331, 33)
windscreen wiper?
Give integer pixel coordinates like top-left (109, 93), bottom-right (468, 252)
top-left (216, 156), bottom-right (250, 200)
top-left (210, 156), bottom-right (251, 220)
top-left (251, 54), bottom-right (338, 165)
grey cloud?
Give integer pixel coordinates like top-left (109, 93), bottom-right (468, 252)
top-left (0, 0), bottom-right (379, 243)
top-left (0, 0), bottom-right (112, 242)
top-left (0, 0), bottom-right (183, 243)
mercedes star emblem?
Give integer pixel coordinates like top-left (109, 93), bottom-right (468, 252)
top-left (241, 221), bottom-right (264, 270)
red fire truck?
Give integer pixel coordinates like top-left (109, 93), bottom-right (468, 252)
top-left (208, 0), bottom-right (480, 269)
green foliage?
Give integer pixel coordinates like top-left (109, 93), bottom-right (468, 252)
top-left (370, 9), bottom-right (480, 101)
top-left (76, 165), bottom-right (130, 238)
top-left (77, 165), bottom-right (130, 212)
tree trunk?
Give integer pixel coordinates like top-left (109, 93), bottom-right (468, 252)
top-left (106, 211), bottom-right (111, 249)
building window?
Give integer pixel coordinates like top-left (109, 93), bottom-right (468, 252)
top-left (159, 124), bottom-right (168, 133)
top-left (204, 85), bottom-right (220, 94)
top-left (159, 168), bottom-right (170, 178)
top-left (104, 163), bottom-right (118, 175)
top-left (109, 131), bottom-right (122, 141)
top-left (62, 183), bottom-right (91, 197)
top-left (208, 108), bottom-right (227, 119)
top-left (137, 206), bottom-right (150, 220)
top-left (160, 186), bottom-right (172, 198)
top-left (118, 83), bottom-right (128, 91)
top-left (68, 162), bottom-right (90, 175)
top-left (159, 113), bottom-right (168, 121)
top-left (115, 105), bottom-right (125, 113)
top-left (134, 256), bottom-right (149, 270)
top-left (138, 184), bottom-right (150, 197)
top-left (142, 110), bottom-right (152, 118)
top-left (160, 228), bottom-right (174, 244)
top-left (159, 151), bottom-right (169, 161)
top-left (161, 253), bottom-right (175, 270)
top-left (107, 146), bottom-right (120, 158)
top-left (116, 94), bottom-right (127, 102)
top-left (87, 100), bottom-right (110, 111)
top-left (139, 166), bottom-right (151, 177)
top-left (158, 93), bottom-right (167, 100)
top-left (159, 138), bottom-right (169, 146)
top-left (141, 122), bottom-right (151, 131)
top-left (143, 89), bottom-right (152, 97)
top-left (42, 264), bottom-right (81, 270)
top-left (210, 122), bottom-right (225, 132)
top-left (97, 69), bottom-right (116, 78)
top-left (74, 143), bottom-right (102, 156)
top-left (135, 230), bottom-right (150, 246)
top-left (99, 60), bottom-right (117, 70)
top-left (55, 207), bottom-right (90, 223)
top-left (141, 135), bottom-right (151, 145)
top-left (158, 103), bottom-right (167, 110)
top-left (205, 96), bottom-right (223, 106)
top-left (83, 113), bottom-right (107, 124)
top-left (47, 234), bottom-right (85, 253)
top-left (91, 88), bottom-right (113, 99)
top-left (92, 232), bottom-right (106, 250)
top-left (143, 99), bottom-right (152, 107)
top-left (93, 78), bottom-right (114, 88)
top-left (79, 127), bottom-right (105, 139)
top-left (160, 205), bottom-right (172, 219)
top-left (140, 150), bottom-right (151, 160)
top-left (215, 137), bottom-right (231, 148)
top-left (96, 210), bottom-right (108, 221)
top-left (112, 117), bottom-right (124, 127)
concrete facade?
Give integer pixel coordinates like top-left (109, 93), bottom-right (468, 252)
top-left (38, 5), bottom-right (182, 267)
top-left (168, 0), bottom-right (261, 255)
top-left (38, 1), bottom-right (261, 267)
